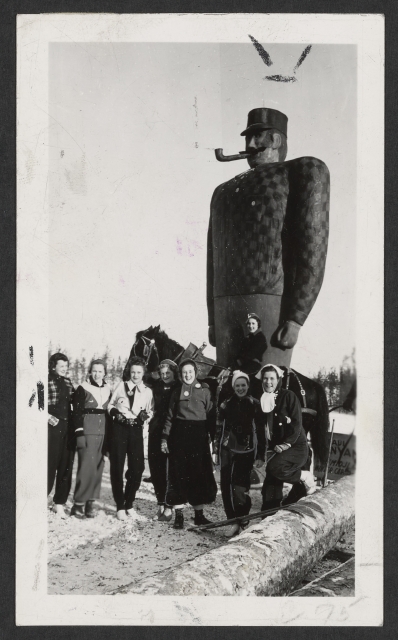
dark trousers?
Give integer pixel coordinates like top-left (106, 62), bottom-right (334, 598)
top-left (109, 423), bottom-right (145, 510)
top-left (220, 449), bottom-right (255, 520)
top-left (148, 430), bottom-right (167, 504)
top-left (74, 434), bottom-right (105, 503)
top-left (48, 420), bottom-right (74, 504)
top-left (261, 440), bottom-right (308, 509)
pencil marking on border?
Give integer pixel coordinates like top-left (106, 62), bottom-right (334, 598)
top-left (294, 45), bottom-right (312, 72)
top-left (248, 35), bottom-right (273, 66)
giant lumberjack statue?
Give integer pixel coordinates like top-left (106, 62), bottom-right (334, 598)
top-left (207, 108), bottom-right (330, 368)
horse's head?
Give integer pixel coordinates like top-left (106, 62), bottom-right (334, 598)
top-left (129, 325), bottom-right (161, 373)
top-left (138, 325), bottom-right (160, 341)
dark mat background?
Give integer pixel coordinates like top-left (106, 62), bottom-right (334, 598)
top-left (0, 1), bottom-right (395, 638)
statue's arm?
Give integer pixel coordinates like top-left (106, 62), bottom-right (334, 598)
top-left (207, 215), bottom-right (214, 325)
top-left (286, 157), bottom-right (330, 327)
top-left (207, 191), bottom-right (218, 347)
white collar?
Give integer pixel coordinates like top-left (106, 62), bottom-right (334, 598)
top-left (126, 380), bottom-right (144, 392)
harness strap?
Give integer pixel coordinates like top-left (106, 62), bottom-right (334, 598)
top-left (174, 347), bottom-right (185, 363)
top-left (289, 368), bottom-right (307, 409)
top-left (133, 335), bottom-right (157, 366)
top-left (286, 368), bottom-right (318, 417)
top-left (302, 408), bottom-right (317, 416)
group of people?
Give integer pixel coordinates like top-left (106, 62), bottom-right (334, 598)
top-left (48, 313), bottom-right (317, 537)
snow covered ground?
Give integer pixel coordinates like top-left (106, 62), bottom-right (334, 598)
top-left (48, 415), bottom-right (356, 595)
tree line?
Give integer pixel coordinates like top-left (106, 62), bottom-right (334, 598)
top-left (48, 344), bottom-right (356, 412)
top-left (312, 349), bottom-right (356, 412)
top-left (48, 344), bottom-right (128, 388)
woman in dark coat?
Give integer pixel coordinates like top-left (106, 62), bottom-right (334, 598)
top-left (214, 370), bottom-right (266, 537)
top-left (161, 359), bottom-right (217, 530)
top-left (236, 313), bottom-right (267, 375)
top-left (257, 364), bottom-right (316, 512)
top-left (71, 359), bottom-right (112, 518)
top-left (148, 359), bottom-right (180, 522)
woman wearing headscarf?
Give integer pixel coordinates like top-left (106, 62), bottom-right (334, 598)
top-left (257, 364), bottom-right (316, 513)
top-left (71, 359), bottom-right (112, 518)
top-left (213, 370), bottom-right (266, 537)
top-left (236, 313), bottom-right (268, 375)
top-left (161, 359), bottom-right (217, 530)
top-left (148, 359), bottom-right (180, 521)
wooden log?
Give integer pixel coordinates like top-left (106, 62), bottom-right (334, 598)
top-left (113, 475), bottom-right (355, 596)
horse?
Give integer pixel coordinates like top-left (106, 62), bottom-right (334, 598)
top-left (127, 325), bottom-right (330, 466)
top-left (123, 324), bottom-right (224, 387)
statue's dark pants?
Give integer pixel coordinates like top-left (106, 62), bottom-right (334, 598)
top-left (214, 293), bottom-right (293, 369)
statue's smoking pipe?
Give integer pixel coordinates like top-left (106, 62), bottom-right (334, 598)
top-left (215, 147), bottom-right (265, 162)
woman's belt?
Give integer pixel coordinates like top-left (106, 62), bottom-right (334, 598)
top-left (83, 408), bottom-right (106, 414)
top-left (115, 416), bottom-right (143, 428)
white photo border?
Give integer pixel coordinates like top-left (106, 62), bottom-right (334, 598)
top-left (16, 13), bottom-right (383, 626)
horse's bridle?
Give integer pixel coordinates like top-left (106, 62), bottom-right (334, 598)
top-left (132, 335), bottom-right (158, 366)
top-left (285, 368), bottom-right (317, 417)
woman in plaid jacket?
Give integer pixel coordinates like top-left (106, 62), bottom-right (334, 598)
top-left (47, 352), bottom-right (75, 518)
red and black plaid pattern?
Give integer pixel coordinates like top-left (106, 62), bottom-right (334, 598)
top-left (207, 156), bottom-right (329, 326)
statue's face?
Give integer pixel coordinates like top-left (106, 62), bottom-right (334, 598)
top-left (245, 130), bottom-right (278, 168)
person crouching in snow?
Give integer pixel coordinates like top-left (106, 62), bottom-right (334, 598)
top-left (213, 370), bottom-right (265, 538)
top-left (257, 364), bottom-right (316, 515)
top-left (108, 357), bottom-right (154, 521)
top-left (161, 359), bottom-right (217, 530)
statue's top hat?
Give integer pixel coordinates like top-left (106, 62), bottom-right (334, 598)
top-left (240, 108), bottom-right (288, 137)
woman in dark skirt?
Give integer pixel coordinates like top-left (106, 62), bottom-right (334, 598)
top-left (148, 359), bottom-right (180, 522)
top-left (236, 313), bottom-right (267, 375)
top-left (161, 359), bottom-right (217, 529)
top-left (257, 364), bottom-right (316, 513)
top-left (71, 359), bottom-right (112, 518)
top-left (214, 370), bottom-right (266, 537)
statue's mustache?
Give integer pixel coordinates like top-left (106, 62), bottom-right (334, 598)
top-left (215, 147), bottom-right (266, 162)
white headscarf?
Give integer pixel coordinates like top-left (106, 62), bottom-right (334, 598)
top-left (257, 364), bottom-right (284, 413)
top-left (231, 370), bottom-right (250, 388)
top-left (255, 363), bottom-right (284, 380)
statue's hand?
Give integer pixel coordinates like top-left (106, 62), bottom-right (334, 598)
top-left (275, 321), bottom-right (301, 349)
top-left (208, 324), bottom-right (216, 347)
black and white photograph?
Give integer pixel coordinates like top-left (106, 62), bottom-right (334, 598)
top-left (16, 13), bottom-right (383, 626)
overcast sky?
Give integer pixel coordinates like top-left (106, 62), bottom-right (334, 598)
top-left (49, 42), bottom-right (356, 376)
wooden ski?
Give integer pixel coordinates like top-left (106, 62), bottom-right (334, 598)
top-left (187, 503), bottom-right (295, 532)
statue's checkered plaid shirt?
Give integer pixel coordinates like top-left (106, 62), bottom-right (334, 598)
top-left (207, 157), bottom-right (330, 327)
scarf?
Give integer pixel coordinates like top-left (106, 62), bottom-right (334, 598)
top-left (260, 390), bottom-right (278, 414)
